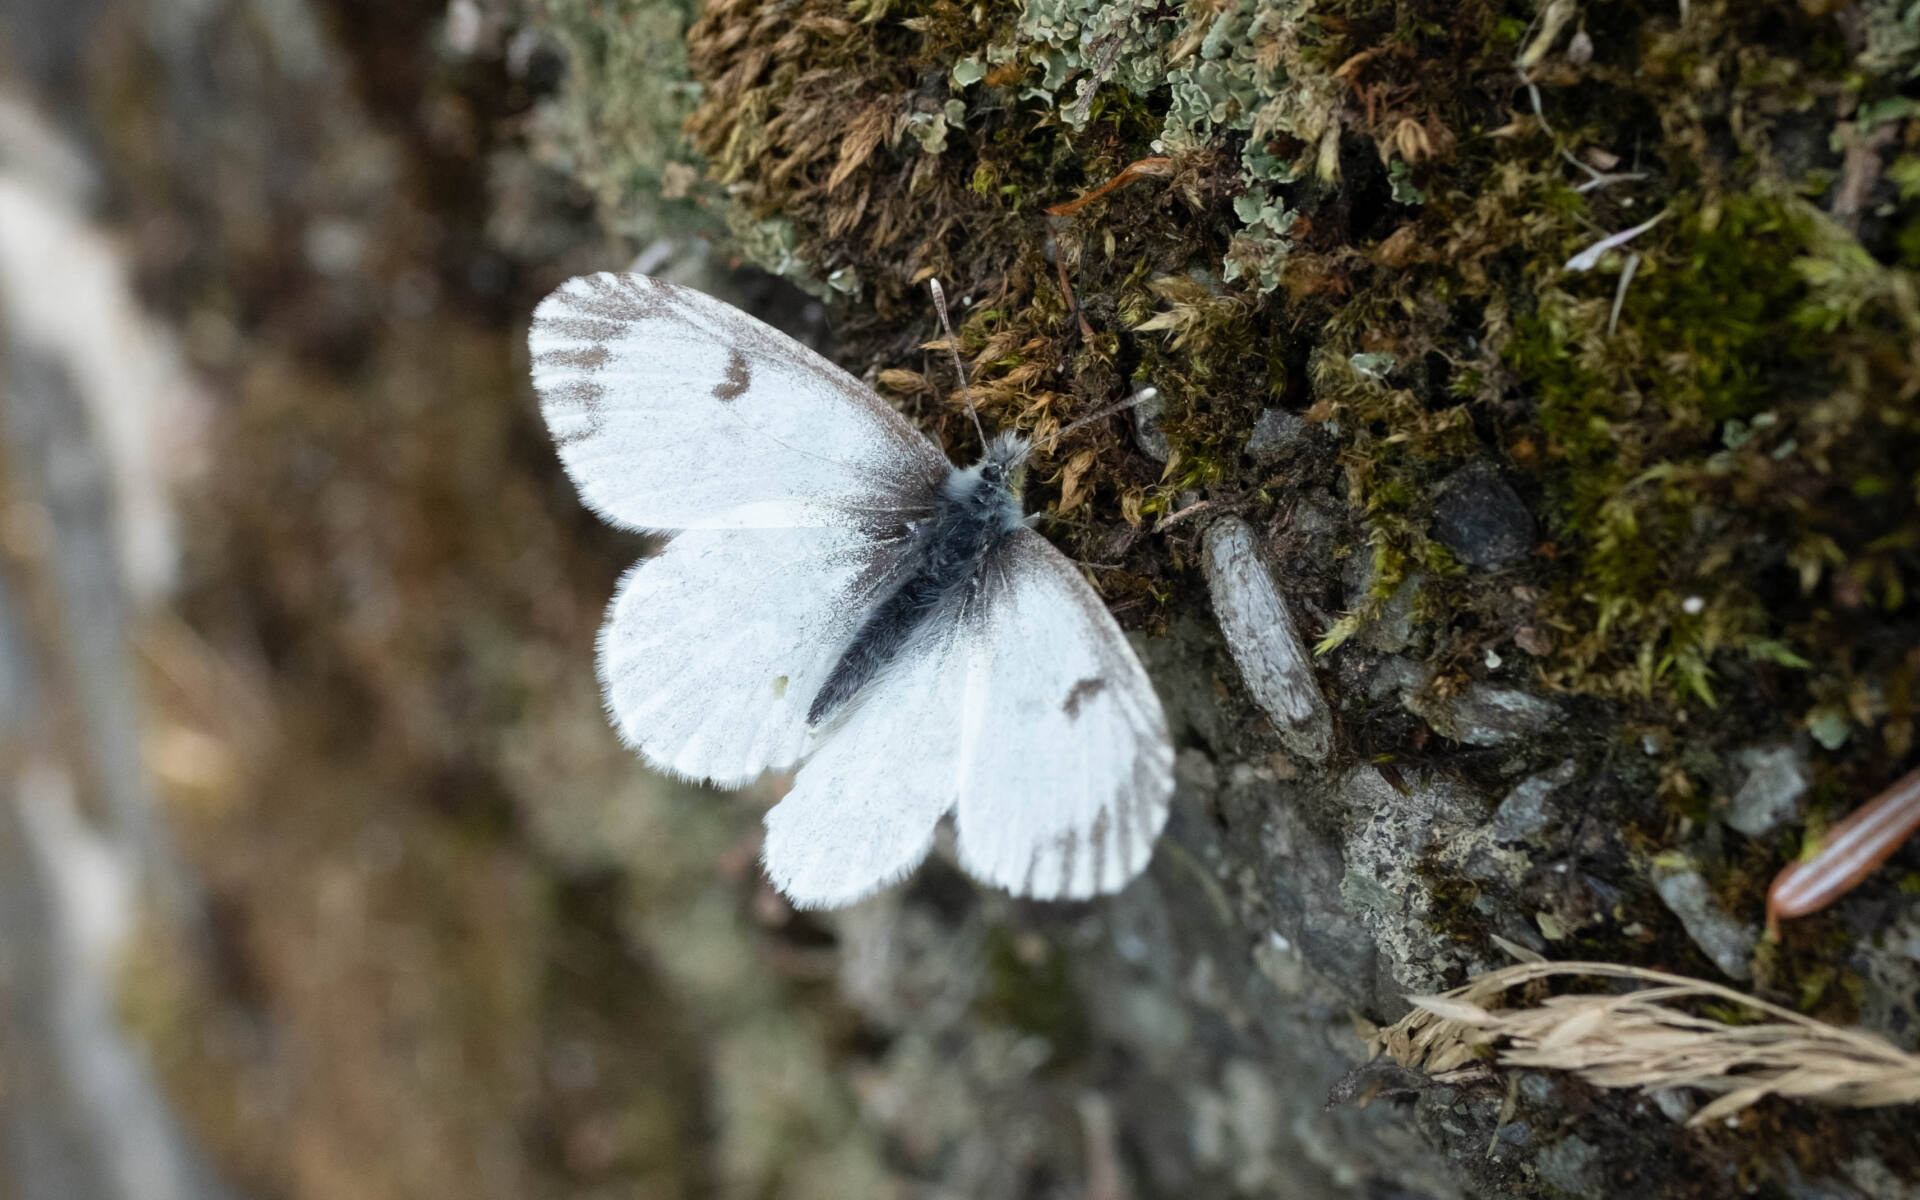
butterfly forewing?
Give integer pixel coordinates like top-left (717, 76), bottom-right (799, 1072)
top-left (954, 530), bottom-right (1174, 900)
top-left (530, 272), bottom-right (948, 531)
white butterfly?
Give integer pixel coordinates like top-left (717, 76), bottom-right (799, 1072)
top-left (529, 272), bottom-right (1173, 908)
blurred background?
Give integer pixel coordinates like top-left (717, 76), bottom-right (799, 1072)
top-left (0, 1), bottom-right (877, 1196)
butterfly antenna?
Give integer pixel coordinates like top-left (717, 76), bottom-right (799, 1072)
top-left (1033, 386), bottom-right (1159, 456)
top-left (929, 278), bottom-right (988, 450)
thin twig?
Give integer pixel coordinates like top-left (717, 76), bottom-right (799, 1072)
top-left (1565, 211), bottom-right (1667, 272)
top-left (1049, 235), bottom-right (1097, 341)
top-left (1573, 169), bottom-right (1648, 194)
top-left (1046, 157), bottom-right (1176, 217)
top-left (1607, 251), bottom-right (1640, 336)
top-left (1519, 54), bottom-right (1644, 194)
top-left (1153, 498), bottom-right (1214, 533)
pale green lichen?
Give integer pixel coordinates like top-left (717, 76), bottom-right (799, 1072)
top-left (1003, 0), bottom-right (1365, 292)
top-left (1861, 0), bottom-right (1920, 77)
top-left (1014, 0), bottom-right (1168, 117)
top-left (530, 0), bottom-right (715, 242)
top-left (724, 210), bottom-right (862, 297)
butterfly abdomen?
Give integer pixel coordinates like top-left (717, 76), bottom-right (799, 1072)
top-left (807, 457), bottom-right (1024, 725)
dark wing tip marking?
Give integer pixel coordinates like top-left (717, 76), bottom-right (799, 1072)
top-left (545, 378), bottom-right (608, 445)
top-left (1062, 676), bottom-right (1108, 719)
top-left (535, 343), bottom-right (611, 372)
top-left (1055, 826), bottom-right (1079, 896)
top-left (713, 348), bottom-right (752, 402)
top-left (1088, 808), bottom-right (1112, 894)
top-left (566, 272), bottom-right (665, 320)
top-left (538, 314), bottom-right (628, 344)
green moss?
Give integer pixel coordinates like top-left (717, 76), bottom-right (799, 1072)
top-left (535, 0), bottom-right (1915, 983)
top-left (1422, 870), bottom-right (1486, 944)
top-left (1506, 195), bottom-right (1837, 704)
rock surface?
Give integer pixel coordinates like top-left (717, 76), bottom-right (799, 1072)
top-left (1428, 465), bottom-right (1536, 571)
top-left (1727, 743), bottom-right (1811, 837)
top-left (1413, 683), bottom-right (1561, 748)
top-left (1132, 385), bottom-right (1171, 462)
top-left (1246, 408), bottom-right (1305, 462)
top-left (1493, 762), bottom-right (1580, 843)
top-left (1653, 865), bottom-right (1761, 982)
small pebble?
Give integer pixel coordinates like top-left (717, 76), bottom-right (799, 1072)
top-left (1429, 464), bottom-right (1536, 571)
top-left (1201, 517), bottom-right (1333, 761)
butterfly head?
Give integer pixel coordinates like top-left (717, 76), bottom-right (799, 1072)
top-left (941, 432), bottom-right (1029, 534)
top-left (978, 431), bottom-right (1030, 495)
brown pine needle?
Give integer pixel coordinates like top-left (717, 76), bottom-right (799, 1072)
top-left (1767, 764), bottom-right (1920, 939)
top-left (1045, 156), bottom-right (1175, 217)
top-left (1370, 961), bottom-right (1920, 1125)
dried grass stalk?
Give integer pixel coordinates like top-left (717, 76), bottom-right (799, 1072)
top-left (1369, 960), bottom-right (1920, 1125)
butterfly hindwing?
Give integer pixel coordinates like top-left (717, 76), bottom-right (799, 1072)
top-left (761, 527), bottom-right (1176, 907)
top-left (762, 617), bottom-right (969, 909)
top-left (530, 272), bottom-right (948, 531)
top-left (953, 530), bottom-right (1173, 900)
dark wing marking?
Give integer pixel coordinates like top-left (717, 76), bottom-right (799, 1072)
top-left (713, 348), bottom-right (752, 402)
top-left (1062, 676), bottom-right (1107, 718)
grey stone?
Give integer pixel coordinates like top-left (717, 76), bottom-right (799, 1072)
top-left (1340, 539), bottom-right (1375, 607)
top-left (1246, 408), bottom-right (1305, 461)
top-left (1288, 494), bottom-right (1340, 543)
top-left (1653, 865), bottom-right (1759, 981)
top-left (1365, 656), bottom-right (1425, 701)
top-left (1781, 1162), bottom-right (1875, 1200)
top-left (1415, 683), bottom-right (1560, 747)
top-left (1365, 662), bottom-right (1560, 746)
top-left (1364, 575), bottom-right (1422, 654)
top-left (1429, 464), bottom-right (1535, 571)
top-left (1341, 545), bottom-right (1422, 653)
top-left (1842, 1155), bottom-right (1920, 1200)
top-left (1648, 1088), bottom-right (1697, 1124)
top-left (1854, 905), bottom-right (1920, 1055)
top-left (1535, 1136), bottom-right (1606, 1200)
top-left (1258, 783), bottom-right (1393, 1012)
top-left (1335, 767), bottom-right (1485, 994)
top-left (1201, 517), bottom-right (1333, 761)
top-left (1493, 761), bottom-right (1579, 842)
top-left (1131, 385), bottom-right (1170, 462)
top-left (1726, 742), bottom-right (1810, 837)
